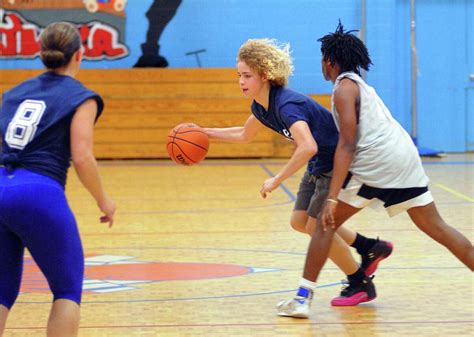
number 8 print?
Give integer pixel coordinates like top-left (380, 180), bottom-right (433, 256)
top-left (5, 100), bottom-right (46, 150)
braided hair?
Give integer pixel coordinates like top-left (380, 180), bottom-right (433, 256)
top-left (318, 20), bottom-right (372, 75)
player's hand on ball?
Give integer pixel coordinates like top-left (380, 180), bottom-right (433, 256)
top-left (260, 177), bottom-right (279, 198)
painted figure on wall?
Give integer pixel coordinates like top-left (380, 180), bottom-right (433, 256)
top-left (134, 0), bottom-right (182, 68)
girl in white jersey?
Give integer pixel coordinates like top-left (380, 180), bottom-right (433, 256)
top-left (277, 22), bottom-right (474, 318)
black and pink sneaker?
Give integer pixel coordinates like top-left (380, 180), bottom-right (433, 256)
top-left (331, 276), bottom-right (376, 306)
top-left (361, 239), bottom-right (393, 276)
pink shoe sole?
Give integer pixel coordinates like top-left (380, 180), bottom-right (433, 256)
top-left (330, 291), bottom-right (376, 307)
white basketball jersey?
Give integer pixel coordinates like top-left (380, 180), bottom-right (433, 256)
top-left (331, 72), bottom-right (429, 188)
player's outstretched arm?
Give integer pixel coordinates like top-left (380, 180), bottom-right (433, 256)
top-left (202, 115), bottom-right (262, 143)
top-left (70, 99), bottom-right (116, 227)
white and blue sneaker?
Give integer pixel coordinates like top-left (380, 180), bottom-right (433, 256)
top-left (276, 287), bottom-right (313, 318)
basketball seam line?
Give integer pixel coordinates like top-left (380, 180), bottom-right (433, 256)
top-left (172, 130), bottom-right (207, 135)
top-left (170, 136), bottom-right (208, 152)
top-left (169, 141), bottom-right (197, 164)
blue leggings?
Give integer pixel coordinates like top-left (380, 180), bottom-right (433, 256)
top-left (0, 168), bottom-right (84, 309)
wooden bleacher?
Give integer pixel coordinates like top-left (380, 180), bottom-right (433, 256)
top-left (0, 69), bottom-right (331, 159)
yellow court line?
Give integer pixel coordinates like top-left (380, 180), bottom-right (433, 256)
top-left (434, 183), bottom-right (474, 203)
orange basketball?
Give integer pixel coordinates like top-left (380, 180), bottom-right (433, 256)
top-left (167, 123), bottom-right (209, 165)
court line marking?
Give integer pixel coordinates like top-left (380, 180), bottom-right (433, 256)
top-left (16, 283), bottom-right (342, 305)
top-left (71, 198), bottom-right (471, 217)
top-left (79, 225), bottom-right (473, 236)
top-left (433, 183), bottom-right (474, 203)
top-left (95, 160), bottom-right (474, 167)
top-left (422, 161), bottom-right (474, 165)
top-left (7, 319), bottom-right (474, 330)
top-left (75, 201), bottom-right (295, 216)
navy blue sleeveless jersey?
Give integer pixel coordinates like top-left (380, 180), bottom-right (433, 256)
top-left (251, 86), bottom-right (338, 175)
top-left (0, 72), bottom-right (104, 187)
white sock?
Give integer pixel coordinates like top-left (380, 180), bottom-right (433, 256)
top-left (298, 278), bottom-right (317, 291)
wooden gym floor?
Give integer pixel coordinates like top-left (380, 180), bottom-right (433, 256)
top-left (3, 153), bottom-right (473, 337)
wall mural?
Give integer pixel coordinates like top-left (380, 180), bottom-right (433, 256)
top-left (0, 0), bottom-right (129, 60)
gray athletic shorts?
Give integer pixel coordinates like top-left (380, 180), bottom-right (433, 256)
top-left (293, 171), bottom-right (332, 219)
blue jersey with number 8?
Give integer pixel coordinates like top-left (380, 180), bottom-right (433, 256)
top-left (0, 72), bottom-right (103, 187)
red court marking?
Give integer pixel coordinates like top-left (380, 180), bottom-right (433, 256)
top-left (6, 320), bottom-right (474, 330)
top-left (20, 257), bottom-right (251, 294)
top-left (85, 262), bottom-right (250, 281)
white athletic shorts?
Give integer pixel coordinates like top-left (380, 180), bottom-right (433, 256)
top-left (338, 173), bottom-right (434, 217)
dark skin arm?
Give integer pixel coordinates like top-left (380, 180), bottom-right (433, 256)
top-left (321, 78), bottom-right (359, 229)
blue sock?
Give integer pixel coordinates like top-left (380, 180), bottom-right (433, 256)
top-left (297, 277), bottom-right (316, 298)
top-left (297, 287), bottom-right (312, 298)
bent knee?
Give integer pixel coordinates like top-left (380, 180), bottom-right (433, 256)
top-left (290, 210), bottom-right (309, 234)
top-left (290, 219), bottom-right (307, 234)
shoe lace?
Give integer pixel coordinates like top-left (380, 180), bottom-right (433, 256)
top-left (339, 279), bottom-right (352, 296)
top-left (339, 276), bottom-right (375, 296)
